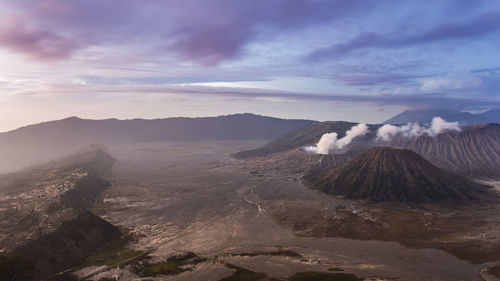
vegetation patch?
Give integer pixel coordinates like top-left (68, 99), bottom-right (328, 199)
top-left (217, 264), bottom-right (362, 281)
top-left (84, 234), bottom-right (144, 268)
top-left (327, 268), bottom-right (344, 272)
top-left (135, 252), bottom-right (207, 277)
top-left (235, 250), bottom-right (302, 258)
top-left (288, 271), bottom-right (363, 281)
top-left (218, 264), bottom-right (269, 281)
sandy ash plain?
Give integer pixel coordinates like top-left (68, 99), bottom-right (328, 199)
top-left (68, 140), bottom-right (500, 281)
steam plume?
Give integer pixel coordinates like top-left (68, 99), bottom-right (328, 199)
top-left (377, 117), bottom-right (460, 141)
top-left (304, 123), bottom-right (369, 154)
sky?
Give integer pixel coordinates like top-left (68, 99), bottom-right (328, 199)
top-left (0, 0), bottom-right (499, 132)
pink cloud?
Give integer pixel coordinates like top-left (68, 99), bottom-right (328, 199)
top-left (37, 0), bottom-right (76, 17)
top-left (0, 25), bottom-right (79, 61)
top-left (2, 0), bottom-right (371, 64)
top-left (171, 22), bottom-right (254, 65)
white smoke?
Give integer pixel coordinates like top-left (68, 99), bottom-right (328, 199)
top-left (303, 132), bottom-right (339, 154)
top-left (304, 123), bottom-right (369, 154)
top-left (376, 117), bottom-right (461, 141)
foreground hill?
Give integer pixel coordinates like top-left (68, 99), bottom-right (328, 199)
top-left (303, 147), bottom-right (489, 204)
top-left (0, 113), bottom-right (313, 173)
top-left (386, 123), bottom-right (500, 179)
top-left (0, 148), bottom-right (122, 280)
top-left (0, 148), bottom-right (116, 250)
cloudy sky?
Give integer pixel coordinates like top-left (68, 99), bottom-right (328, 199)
top-left (0, 0), bottom-right (499, 131)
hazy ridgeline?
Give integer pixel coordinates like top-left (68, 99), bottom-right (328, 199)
top-left (0, 114), bottom-right (313, 173)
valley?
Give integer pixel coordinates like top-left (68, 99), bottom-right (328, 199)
top-left (1, 118), bottom-right (499, 280)
top-left (69, 141), bottom-right (499, 281)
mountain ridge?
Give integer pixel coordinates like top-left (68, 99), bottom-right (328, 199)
top-left (385, 123), bottom-right (500, 179)
top-left (234, 121), bottom-right (500, 179)
top-left (303, 147), bottom-right (491, 204)
top-left (0, 113), bottom-right (314, 173)
top-left (234, 121), bottom-right (380, 158)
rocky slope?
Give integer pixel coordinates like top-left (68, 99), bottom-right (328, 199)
top-left (237, 121), bottom-right (500, 180)
top-left (304, 147), bottom-right (490, 204)
top-left (234, 121), bottom-right (379, 158)
top-left (12, 211), bottom-right (121, 280)
top-left (387, 123), bottom-right (500, 179)
top-left (0, 148), bottom-right (123, 280)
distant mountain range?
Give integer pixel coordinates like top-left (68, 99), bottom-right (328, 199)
top-left (303, 147), bottom-right (490, 204)
top-left (235, 121), bottom-right (500, 179)
top-left (384, 109), bottom-right (500, 125)
top-left (0, 113), bottom-right (314, 173)
top-left (2, 111), bottom-right (499, 179)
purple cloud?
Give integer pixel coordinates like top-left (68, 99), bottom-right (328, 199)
top-left (470, 67), bottom-right (500, 74)
top-left (167, 0), bottom-right (377, 64)
top-left (170, 22), bottom-right (255, 65)
top-left (0, 24), bottom-right (78, 60)
top-left (2, 0), bottom-right (373, 64)
top-left (334, 74), bottom-right (423, 86)
top-left (308, 11), bottom-right (500, 60)
top-left (22, 83), bottom-right (500, 111)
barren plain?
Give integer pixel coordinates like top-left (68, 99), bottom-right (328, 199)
top-left (72, 141), bottom-right (500, 281)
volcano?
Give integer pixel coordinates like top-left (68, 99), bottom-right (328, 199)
top-left (387, 123), bottom-right (500, 179)
top-left (303, 147), bottom-right (490, 204)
